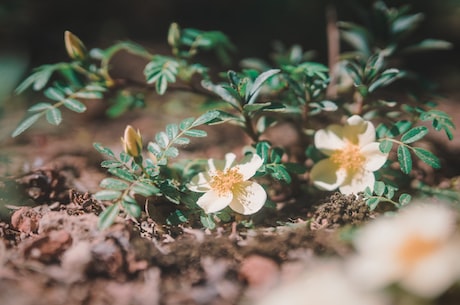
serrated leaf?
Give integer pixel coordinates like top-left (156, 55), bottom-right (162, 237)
top-left (93, 142), bottom-right (115, 157)
top-left (11, 113), bottom-right (43, 137)
top-left (173, 137), bottom-right (190, 145)
top-left (191, 110), bottom-right (220, 127)
top-left (93, 190), bottom-right (122, 201)
top-left (45, 108), bottom-right (62, 125)
top-left (44, 87), bottom-right (65, 101)
top-left (401, 126), bottom-right (428, 144)
top-left (148, 142), bottom-right (162, 156)
top-left (413, 147), bottom-right (441, 169)
top-left (28, 102), bottom-right (53, 112)
top-left (98, 204), bottom-right (120, 230)
top-left (164, 147), bottom-right (179, 158)
top-left (397, 145), bottom-right (412, 174)
top-left (183, 129), bottom-right (207, 137)
top-left (132, 182), bottom-right (160, 197)
top-left (179, 117), bottom-right (195, 130)
top-left (100, 160), bottom-right (122, 168)
top-left (15, 65), bottom-right (55, 94)
top-left (108, 167), bottom-right (136, 182)
top-left (155, 131), bottom-right (170, 148)
top-left (99, 178), bottom-right (129, 191)
top-left (166, 124), bottom-right (179, 139)
top-left (379, 139), bottom-right (393, 153)
top-left (63, 98), bottom-right (87, 113)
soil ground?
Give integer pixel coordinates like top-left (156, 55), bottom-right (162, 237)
top-left (1, 83), bottom-right (460, 304)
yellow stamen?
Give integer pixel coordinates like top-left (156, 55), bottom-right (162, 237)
top-left (330, 142), bottom-right (365, 173)
top-left (210, 168), bottom-right (243, 196)
top-left (397, 234), bottom-right (440, 267)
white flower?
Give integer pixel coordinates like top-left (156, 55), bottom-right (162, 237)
top-left (256, 260), bottom-right (389, 305)
top-left (310, 115), bottom-right (388, 195)
top-left (347, 202), bottom-right (460, 298)
top-left (188, 153), bottom-right (267, 215)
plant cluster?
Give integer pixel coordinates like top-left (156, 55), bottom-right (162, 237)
top-left (11, 1), bottom-right (455, 229)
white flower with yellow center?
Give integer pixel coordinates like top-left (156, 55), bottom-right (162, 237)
top-left (310, 115), bottom-right (388, 195)
top-left (347, 202), bottom-right (460, 298)
top-left (188, 153), bottom-right (267, 215)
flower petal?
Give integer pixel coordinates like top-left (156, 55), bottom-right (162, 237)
top-left (223, 153), bottom-right (237, 170)
top-left (343, 115), bottom-right (376, 145)
top-left (188, 172), bottom-right (212, 192)
top-left (310, 159), bottom-right (346, 191)
top-left (237, 154), bottom-right (263, 180)
top-left (361, 142), bottom-right (388, 171)
top-left (339, 169), bottom-right (375, 195)
top-left (229, 181), bottom-right (267, 215)
top-left (314, 127), bottom-right (347, 155)
top-left (197, 190), bottom-right (233, 214)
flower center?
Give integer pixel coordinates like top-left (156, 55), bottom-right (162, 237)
top-left (330, 142), bottom-right (365, 173)
top-left (210, 168), bottom-right (244, 196)
top-left (397, 234), bottom-right (440, 267)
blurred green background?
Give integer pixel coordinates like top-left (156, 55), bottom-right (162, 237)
top-left (1, 0), bottom-right (459, 101)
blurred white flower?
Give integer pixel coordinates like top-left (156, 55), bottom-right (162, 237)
top-left (310, 115), bottom-right (388, 195)
top-left (256, 260), bottom-right (389, 305)
top-left (188, 153), bottom-right (266, 215)
top-left (347, 202), bottom-right (460, 298)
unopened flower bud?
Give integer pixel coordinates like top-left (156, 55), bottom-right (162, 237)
top-left (64, 30), bottom-right (87, 60)
top-left (121, 125), bottom-right (142, 157)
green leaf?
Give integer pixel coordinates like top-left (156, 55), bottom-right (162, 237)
top-left (201, 80), bottom-right (240, 109)
top-left (108, 167), bottom-right (136, 182)
top-left (11, 113), bottom-right (43, 137)
top-left (44, 87), bottom-right (65, 101)
top-left (45, 108), bottom-right (62, 125)
top-left (366, 197), bottom-right (380, 211)
top-left (173, 137), bottom-right (190, 145)
top-left (63, 98), bottom-right (87, 113)
top-left (99, 178), bottom-right (129, 191)
top-left (268, 164), bottom-right (291, 183)
top-left (100, 160), bottom-right (122, 168)
top-left (413, 147), bottom-right (441, 169)
top-left (397, 145), bottom-right (412, 174)
top-left (179, 117), bottom-right (195, 130)
top-left (93, 142), bottom-right (115, 157)
top-left (401, 126), bottom-right (428, 144)
top-left (167, 210), bottom-right (188, 225)
top-left (247, 69), bottom-right (280, 104)
top-left (15, 64), bottom-right (55, 94)
top-left (132, 182), bottom-right (160, 197)
top-left (121, 199), bottom-right (141, 218)
top-left (93, 190), bottom-right (122, 201)
top-left (183, 129), bottom-right (207, 137)
top-left (155, 131), bottom-right (170, 148)
top-left (191, 110), bottom-right (220, 127)
top-left (200, 214), bottom-right (216, 230)
top-left (28, 102), bottom-right (53, 112)
top-left (256, 141), bottom-right (270, 163)
top-left (164, 147), bottom-right (179, 158)
top-left (379, 140), bottom-right (393, 153)
top-left (374, 181), bottom-right (385, 196)
top-left (398, 193), bottom-right (412, 207)
top-left (98, 204), bottom-right (120, 230)
top-left (166, 124), bottom-right (179, 140)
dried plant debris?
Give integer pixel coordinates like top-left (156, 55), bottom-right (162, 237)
top-left (310, 192), bottom-right (376, 230)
